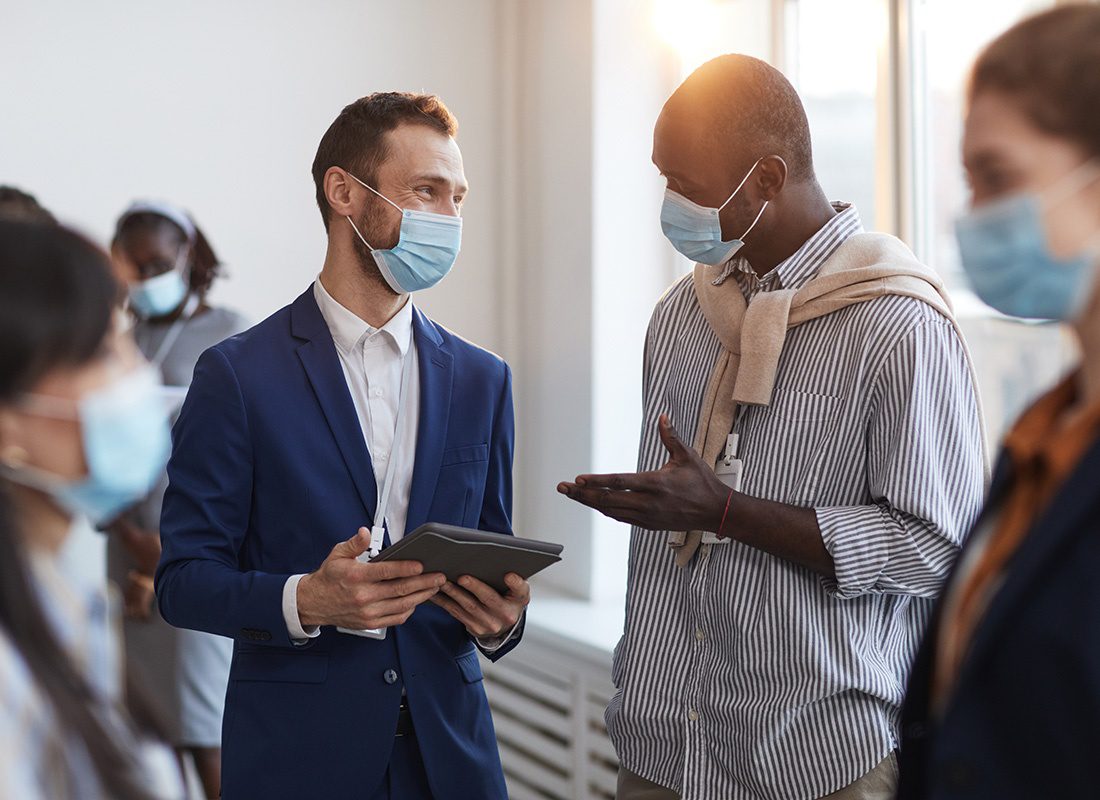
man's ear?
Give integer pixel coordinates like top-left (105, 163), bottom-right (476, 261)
top-left (756, 155), bottom-right (788, 201)
top-left (324, 167), bottom-right (357, 219)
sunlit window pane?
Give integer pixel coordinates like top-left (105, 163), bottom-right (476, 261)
top-left (654, 0), bottom-right (772, 79)
top-left (914, 0), bottom-right (1052, 283)
top-left (784, 0), bottom-right (885, 226)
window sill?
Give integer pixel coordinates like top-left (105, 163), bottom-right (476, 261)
top-left (524, 580), bottom-right (624, 667)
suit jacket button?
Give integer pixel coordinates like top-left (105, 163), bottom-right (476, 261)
top-left (384, 669), bottom-right (399, 685)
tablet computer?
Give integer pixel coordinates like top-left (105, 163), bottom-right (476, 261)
top-left (370, 523), bottom-right (563, 594)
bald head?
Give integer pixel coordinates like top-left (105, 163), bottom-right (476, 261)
top-left (659, 54), bottom-right (814, 184)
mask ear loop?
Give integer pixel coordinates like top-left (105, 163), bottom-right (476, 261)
top-left (174, 242), bottom-right (195, 295)
top-left (717, 157), bottom-right (770, 242)
top-left (717, 157), bottom-right (766, 213)
top-left (15, 394), bottom-right (78, 420)
top-left (738, 200), bottom-right (769, 242)
top-left (344, 171), bottom-right (405, 252)
top-left (1042, 158), bottom-right (1100, 209)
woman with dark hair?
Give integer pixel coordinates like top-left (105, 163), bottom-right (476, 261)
top-left (0, 185), bottom-right (55, 224)
top-left (0, 219), bottom-right (181, 798)
top-left (899, 6), bottom-right (1100, 799)
top-left (106, 200), bottom-right (248, 799)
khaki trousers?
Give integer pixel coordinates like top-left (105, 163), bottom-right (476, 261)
top-left (615, 752), bottom-right (898, 800)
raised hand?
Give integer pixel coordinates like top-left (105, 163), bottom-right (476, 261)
top-left (557, 414), bottom-right (729, 533)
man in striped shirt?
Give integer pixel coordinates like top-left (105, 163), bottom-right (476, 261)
top-left (559, 56), bottom-right (985, 799)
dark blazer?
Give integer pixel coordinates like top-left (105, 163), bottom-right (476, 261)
top-left (898, 438), bottom-right (1100, 799)
top-left (156, 288), bottom-right (518, 799)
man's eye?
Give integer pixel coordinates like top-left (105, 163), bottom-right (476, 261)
top-left (417, 186), bottom-right (434, 196)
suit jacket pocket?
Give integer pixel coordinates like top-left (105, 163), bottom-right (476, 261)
top-left (232, 651), bottom-right (329, 684)
top-left (455, 649), bottom-right (484, 684)
top-left (441, 443), bottom-right (489, 467)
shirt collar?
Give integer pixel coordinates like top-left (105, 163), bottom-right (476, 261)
top-left (717, 202), bottom-right (863, 293)
top-left (313, 278), bottom-right (414, 356)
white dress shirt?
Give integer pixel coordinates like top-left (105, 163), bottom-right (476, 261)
top-left (282, 278), bottom-right (419, 640)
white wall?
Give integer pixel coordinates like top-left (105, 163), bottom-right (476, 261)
top-left (0, 0), bottom-right (504, 350)
top-left (2, 0), bottom-right (626, 600)
top-left (590, 0), bottom-right (681, 601)
top-left (0, 0), bottom-right (512, 592)
top-left (503, 0), bottom-right (598, 597)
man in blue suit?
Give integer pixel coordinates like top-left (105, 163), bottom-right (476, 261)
top-left (156, 92), bottom-right (530, 799)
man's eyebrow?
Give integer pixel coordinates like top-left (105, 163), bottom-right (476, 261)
top-left (410, 173), bottom-right (464, 187)
top-left (410, 174), bottom-right (470, 196)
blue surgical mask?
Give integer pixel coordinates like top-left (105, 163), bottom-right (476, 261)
top-left (660, 158), bottom-right (769, 265)
top-left (4, 367), bottom-right (172, 525)
top-left (344, 174), bottom-right (462, 294)
top-left (955, 160), bottom-right (1100, 321)
top-left (129, 250), bottom-right (191, 319)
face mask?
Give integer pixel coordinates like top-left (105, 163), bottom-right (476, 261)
top-left (129, 249), bottom-right (191, 319)
top-left (955, 160), bottom-right (1100, 320)
top-left (660, 157), bottom-right (769, 265)
top-left (344, 173), bottom-right (462, 294)
top-left (3, 367), bottom-right (172, 525)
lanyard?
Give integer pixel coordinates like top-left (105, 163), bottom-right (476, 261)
top-left (366, 344), bottom-right (416, 560)
top-left (149, 293), bottom-right (201, 368)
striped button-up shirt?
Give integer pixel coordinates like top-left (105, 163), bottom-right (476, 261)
top-left (606, 205), bottom-right (985, 799)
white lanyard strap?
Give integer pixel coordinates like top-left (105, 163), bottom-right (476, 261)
top-left (150, 293), bottom-right (201, 368)
top-left (368, 345), bottom-right (415, 558)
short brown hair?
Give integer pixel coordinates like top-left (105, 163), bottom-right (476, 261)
top-left (311, 92), bottom-right (458, 230)
top-left (969, 5), bottom-right (1100, 158)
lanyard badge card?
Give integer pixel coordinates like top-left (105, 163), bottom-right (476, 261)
top-left (337, 522), bottom-right (388, 639)
top-left (702, 433), bottom-right (743, 545)
top-left (336, 350), bottom-right (415, 641)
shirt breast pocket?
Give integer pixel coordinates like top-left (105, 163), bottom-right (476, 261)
top-left (750, 389), bottom-right (843, 503)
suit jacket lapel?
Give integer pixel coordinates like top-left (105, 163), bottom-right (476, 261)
top-left (406, 309), bottom-right (453, 534)
top-left (960, 438), bottom-right (1100, 682)
top-left (290, 288), bottom-right (378, 521)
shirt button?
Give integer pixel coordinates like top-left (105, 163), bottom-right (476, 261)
top-left (373, 388), bottom-right (384, 397)
top-left (383, 669), bottom-right (398, 685)
top-left (695, 629), bottom-right (705, 641)
top-left (377, 452), bottom-right (388, 462)
top-left (688, 709), bottom-right (699, 722)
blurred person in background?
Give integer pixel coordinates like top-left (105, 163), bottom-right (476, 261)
top-left (0, 219), bottom-right (182, 798)
top-left (106, 200), bottom-right (249, 799)
top-left (900, 6), bottom-right (1100, 799)
top-left (0, 185), bottom-right (55, 224)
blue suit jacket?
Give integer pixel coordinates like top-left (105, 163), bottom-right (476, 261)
top-left (898, 439), bottom-right (1100, 799)
top-left (156, 288), bottom-right (518, 799)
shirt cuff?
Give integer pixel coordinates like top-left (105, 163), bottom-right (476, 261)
top-left (815, 505), bottom-right (894, 599)
top-left (475, 610), bottom-right (525, 654)
top-left (282, 574), bottom-right (320, 644)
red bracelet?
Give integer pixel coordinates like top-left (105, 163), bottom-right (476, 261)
top-left (717, 489), bottom-right (735, 539)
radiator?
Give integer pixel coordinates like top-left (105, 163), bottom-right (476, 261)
top-left (482, 626), bottom-right (619, 799)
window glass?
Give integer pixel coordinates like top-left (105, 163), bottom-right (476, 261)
top-left (913, 0), bottom-right (1052, 283)
top-left (784, 0), bottom-right (885, 226)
